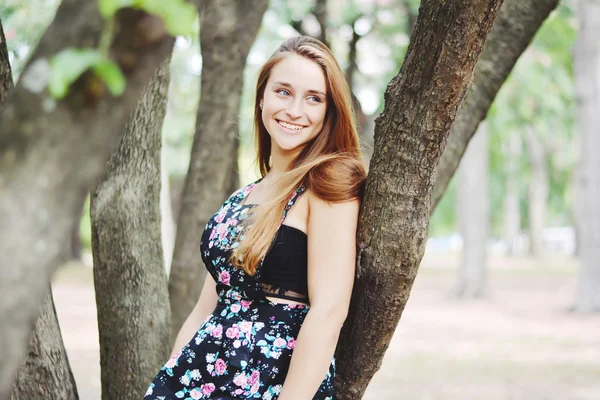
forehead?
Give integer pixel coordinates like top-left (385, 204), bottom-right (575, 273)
top-left (268, 53), bottom-right (327, 93)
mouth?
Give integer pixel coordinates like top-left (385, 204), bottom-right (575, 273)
top-left (276, 119), bottom-right (307, 133)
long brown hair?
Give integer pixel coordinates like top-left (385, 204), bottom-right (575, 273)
top-left (230, 36), bottom-right (367, 275)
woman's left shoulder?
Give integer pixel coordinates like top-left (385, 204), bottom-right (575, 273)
top-left (305, 189), bottom-right (360, 221)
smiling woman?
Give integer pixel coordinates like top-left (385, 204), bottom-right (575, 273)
top-left (146, 36), bottom-right (367, 400)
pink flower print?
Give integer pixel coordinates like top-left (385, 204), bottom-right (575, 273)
top-left (230, 303), bottom-right (241, 313)
top-left (220, 271), bottom-right (230, 285)
top-left (217, 223), bottom-right (228, 241)
top-left (233, 339), bottom-right (241, 348)
top-left (251, 380), bottom-right (260, 394)
top-left (239, 321), bottom-right (252, 333)
top-left (249, 370), bottom-right (260, 385)
top-left (165, 351), bottom-right (180, 368)
top-left (226, 218), bottom-right (238, 226)
top-left (273, 337), bottom-right (287, 348)
top-left (190, 388), bottom-right (203, 399)
top-left (201, 383), bottom-right (216, 396)
top-left (211, 325), bottom-right (223, 338)
top-left (235, 388), bottom-right (244, 395)
top-left (226, 325), bottom-right (240, 339)
top-left (215, 209), bottom-right (227, 223)
top-left (209, 228), bottom-right (216, 240)
top-left (233, 373), bottom-right (248, 387)
top-left (232, 292), bottom-right (241, 301)
top-left (240, 300), bottom-right (252, 309)
top-left (286, 338), bottom-right (296, 350)
top-left (215, 358), bottom-right (227, 375)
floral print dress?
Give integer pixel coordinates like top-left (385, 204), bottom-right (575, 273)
top-left (145, 180), bottom-right (335, 400)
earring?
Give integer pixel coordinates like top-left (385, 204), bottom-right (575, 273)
top-left (259, 103), bottom-right (263, 110)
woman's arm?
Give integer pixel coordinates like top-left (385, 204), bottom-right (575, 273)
top-left (169, 274), bottom-right (219, 357)
top-left (278, 191), bottom-right (359, 400)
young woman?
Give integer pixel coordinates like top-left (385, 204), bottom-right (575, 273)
top-left (146, 35), bottom-right (367, 400)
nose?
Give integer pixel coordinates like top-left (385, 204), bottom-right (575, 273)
top-left (286, 98), bottom-right (303, 120)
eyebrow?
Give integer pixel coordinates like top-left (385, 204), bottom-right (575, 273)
top-left (272, 81), bottom-right (326, 98)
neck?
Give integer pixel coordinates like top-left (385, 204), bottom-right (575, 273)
top-left (266, 145), bottom-right (301, 181)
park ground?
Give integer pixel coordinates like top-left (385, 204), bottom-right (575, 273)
top-left (52, 253), bottom-right (600, 400)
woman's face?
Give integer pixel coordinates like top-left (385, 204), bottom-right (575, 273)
top-left (261, 53), bottom-right (328, 156)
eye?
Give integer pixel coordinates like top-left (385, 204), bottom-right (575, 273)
top-left (308, 95), bottom-right (322, 103)
top-left (276, 88), bottom-right (291, 96)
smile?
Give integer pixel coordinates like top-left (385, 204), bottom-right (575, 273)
top-left (277, 120), bottom-right (306, 132)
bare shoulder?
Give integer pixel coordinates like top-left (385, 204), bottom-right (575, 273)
top-left (305, 189), bottom-right (360, 228)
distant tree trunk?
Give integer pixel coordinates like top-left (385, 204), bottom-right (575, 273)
top-left (503, 133), bottom-right (521, 256)
top-left (91, 61), bottom-right (172, 400)
top-left (524, 126), bottom-right (548, 258)
top-left (431, 0), bottom-right (559, 212)
top-left (456, 121), bottom-right (489, 297)
top-left (168, 0), bottom-right (268, 342)
top-left (10, 290), bottom-right (78, 400)
top-left (0, 0), bottom-right (176, 395)
top-left (161, 132), bottom-right (176, 275)
top-left (0, 19), bottom-right (13, 108)
top-left (574, 0), bottom-right (600, 312)
top-left (334, 1), bottom-right (503, 398)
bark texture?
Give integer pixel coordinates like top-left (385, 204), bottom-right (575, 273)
top-left (575, 0), bottom-right (600, 312)
top-left (431, 0), bottom-right (559, 212)
top-left (334, 0), bottom-right (503, 398)
top-left (0, 0), bottom-right (176, 395)
top-left (456, 121), bottom-right (489, 298)
top-left (10, 290), bottom-right (78, 400)
top-left (168, 0), bottom-right (268, 341)
top-left (524, 126), bottom-right (548, 258)
top-left (91, 61), bottom-right (171, 400)
top-left (1, 18), bottom-right (78, 400)
top-left (0, 19), bottom-right (13, 110)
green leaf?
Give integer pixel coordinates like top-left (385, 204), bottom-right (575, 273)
top-left (92, 59), bottom-right (126, 96)
top-left (49, 49), bottom-right (103, 99)
top-left (98, 0), bottom-right (135, 19)
top-left (137, 0), bottom-right (197, 37)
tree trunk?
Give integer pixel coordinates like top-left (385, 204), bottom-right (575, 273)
top-left (334, 1), bottom-right (504, 398)
top-left (0, 19), bottom-right (13, 109)
top-left (1, 17), bottom-right (79, 400)
top-left (431, 0), bottom-right (559, 212)
top-left (503, 133), bottom-right (522, 256)
top-left (91, 61), bottom-right (172, 400)
top-left (0, 0), bottom-right (176, 395)
top-left (168, 0), bottom-right (268, 341)
top-left (10, 290), bottom-right (78, 400)
top-left (456, 121), bottom-right (489, 298)
top-left (574, 0), bottom-right (600, 312)
top-left (161, 132), bottom-right (176, 275)
top-left (524, 126), bottom-right (548, 258)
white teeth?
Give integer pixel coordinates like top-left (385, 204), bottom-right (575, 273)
top-left (278, 121), bottom-right (304, 131)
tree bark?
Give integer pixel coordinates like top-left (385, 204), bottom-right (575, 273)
top-left (91, 61), bottom-right (172, 400)
top-left (1, 17), bottom-right (79, 400)
top-left (10, 290), bottom-right (78, 400)
top-left (168, 0), bottom-right (268, 342)
top-left (503, 133), bottom-right (521, 256)
top-left (524, 126), bottom-right (548, 258)
top-left (0, 0), bottom-right (176, 395)
top-left (0, 19), bottom-right (13, 109)
top-left (574, 0), bottom-right (600, 312)
top-left (161, 131), bottom-right (176, 275)
top-left (431, 0), bottom-right (559, 213)
top-left (334, 1), bottom-right (503, 398)
top-left (456, 120), bottom-right (489, 298)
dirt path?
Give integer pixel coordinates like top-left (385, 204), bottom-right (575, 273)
top-left (52, 256), bottom-right (600, 399)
